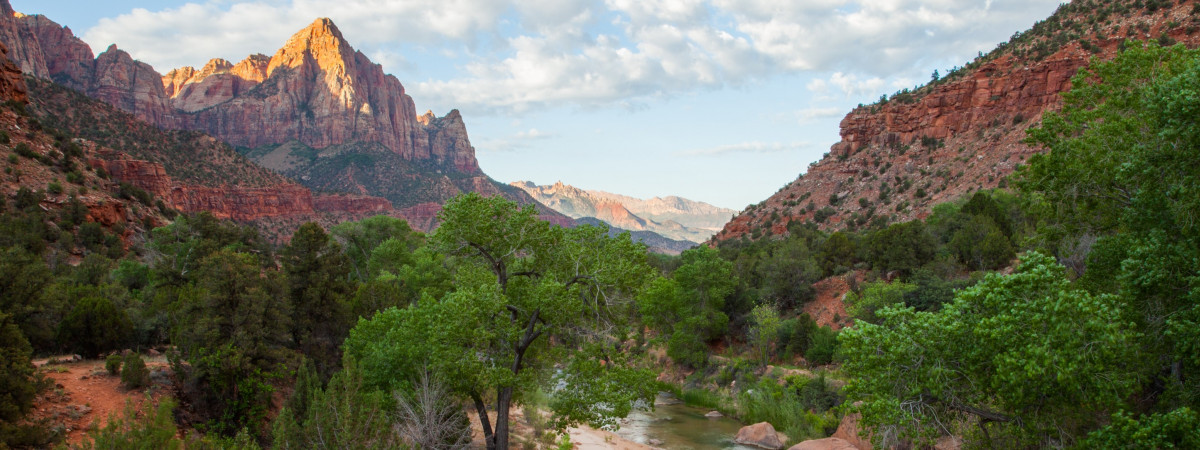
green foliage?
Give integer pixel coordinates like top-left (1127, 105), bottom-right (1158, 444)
top-left (121, 354), bottom-right (149, 389)
top-left (1019, 41), bottom-right (1200, 412)
top-left (865, 221), bottom-right (937, 276)
top-left (804, 326), bottom-right (838, 366)
top-left (840, 253), bottom-right (1138, 447)
top-left (736, 378), bottom-right (840, 444)
top-left (271, 356), bottom-right (399, 449)
top-left (748, 304), bottom-right (781, 367)
top-left (282, 223), bottom-right (352, 377)
top-left (347, 193), bottom-right (656, 450)
top-left (330, 215), bottom-right (421, 282)
top-left (0, 312), bottom-right (51, 448)
top-left (106, 354), bottom-right (123, 376)
top-left (73, 399), bottom-right (181, 450)
top-left (1082, 407), bottom-right (1200, 449)
top-left (56, 296), bottom-right (132, 358)
top-left (845, 280), bottom-right (915, 325)
top-left (640, 246), bottom-right (735, 368)
top-left (775, 314), bottom-right (817, 359)
top-left (170, 247), bottom-right (290, 437)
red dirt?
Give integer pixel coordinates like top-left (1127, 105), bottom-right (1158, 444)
top-left (802, 271), bottom-right (864, 331)
top-left (31, 356), bottom-right (171, 445)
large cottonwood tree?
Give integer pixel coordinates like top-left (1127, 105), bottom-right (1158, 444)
top-left (346, 193), bottom-right (656, 450)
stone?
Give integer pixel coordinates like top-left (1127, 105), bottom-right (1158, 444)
top-left (705, 410), bottom-right (723, 418)
top-left (734, 422), bottom-right (786, 450)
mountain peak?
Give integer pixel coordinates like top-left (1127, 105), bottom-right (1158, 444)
top-left (300, 17), bottom-right (344, 41)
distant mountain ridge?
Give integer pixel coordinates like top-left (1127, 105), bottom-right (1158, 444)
top-left (511, 181), bottom-right (735, 243)
top-left (713, 0), bottom-right (1200, 242)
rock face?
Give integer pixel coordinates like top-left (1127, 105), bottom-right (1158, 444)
top-left (0, 11), bottom-right (480, 172)
top-left (734, 422), bottom-right (787, 450)
top-left (89, 156), bottom-right (400, 221)
top-left (0, 42), bottom-right (27, 103)
top-left (512, 180), bottom-right (735, 243)
top-left (713, 0), bottom-right (1200, 242)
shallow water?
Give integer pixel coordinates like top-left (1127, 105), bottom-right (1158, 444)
top-left (611, 394), bottom-right (762, 450)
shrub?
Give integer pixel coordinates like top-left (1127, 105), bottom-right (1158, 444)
top-left (805, 326), bottom-right (839, 366)
top-left (56, 296), bottom-right (131, 358)
top-left (47, 181), bottom-right (63, 195)
top-left (106, 355), bottom-right (122, 376)
top-left (75, 399), bottom-right (181, 449)
top-left (120, 354), bottom-right (149, 389)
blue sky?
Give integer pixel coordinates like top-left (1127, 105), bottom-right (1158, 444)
top-left (12, 0), bottom-right (1064, 210)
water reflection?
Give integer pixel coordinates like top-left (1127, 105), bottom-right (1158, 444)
top-left (612, 394), bottom-right (762, 450)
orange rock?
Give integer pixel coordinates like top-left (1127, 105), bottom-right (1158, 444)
top-left (734, 422), bottom-right (787, 450)
top-left (787, 437), bottom-right (859, 450)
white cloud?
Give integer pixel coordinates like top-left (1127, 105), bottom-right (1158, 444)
top-left (677, 141), bottom-right (810, 157)
top-left (79, 0), bottom-right (1063, 111)
top-left (796, 107), bottom-right (844, 122)
top-left (477, 128), bottom-right (556, 152)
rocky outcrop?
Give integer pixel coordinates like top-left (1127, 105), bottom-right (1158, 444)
top-left (313, 194), bottom-right (392, 214)
top-left (15, 13), bottom-right (91, 90)
top-left (169, 184), bottom-right (314, 221)
top-left (417, 109), bottom-right (481, 173)
top-left (734, 422), bottom-right (787, 450)
top-left (0, 42), bottom-right (27, 103)
top-left (0, 4), bottom-right (47, 78)
top-left (829, 412), bottom-right (871, 450)
top-left (713, 0), bottom-right (1200, 242)
top-left (162, 56), bottom-right (267, 112)
top-left (89, 156), bottom-right (398, 222)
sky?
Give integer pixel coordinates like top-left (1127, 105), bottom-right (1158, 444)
top-left (11, 0), bottom-right (1065, 210)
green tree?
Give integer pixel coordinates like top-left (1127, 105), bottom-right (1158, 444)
top-left (271, 356), bottom-right (399, 449)
top-left (865, 221), bottom-right (937, 276)
top-left (1018, 41), bottom-right (1200, 410)
top-left (346, 193), bottom-right (656, 450)
top-left (56, 296), bottom-right (132, 358)
top-left (171, 249), bottom-right (290, 436)
top-left (748, 304), bottom-right (781, 367)
top-left (638, 246), bottom-right (736, 368)
top-left (844, 280), bottom-right (915, 325)
top-left (282, 223), bottom-right (352, 377)
top-left (840, 253), bottom-right (1138, 447)
top-left (330, 215), bottom-right (421, 282)
top-left (0, 312), bottom-right (49, 447)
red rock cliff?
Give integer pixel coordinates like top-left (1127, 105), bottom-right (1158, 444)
top-left (0, 8), bottom-right (482, 175)
top-left (0, 42), bottom-right (27, 103)
top-left (714, 1), bottom-right (1200, 242)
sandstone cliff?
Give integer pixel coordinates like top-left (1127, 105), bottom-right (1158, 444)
top-left (0, 42), bottom-right (26, 103)
top-left (0, 5), bottom-right (565, 231)
top-left (714, 0), bottom-right (1200, 242)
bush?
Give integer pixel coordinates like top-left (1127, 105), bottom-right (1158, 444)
top-left (56, 296), bottom-right (131, 358)
top-left (74, 398), bottom-right (180, 449)
top-left (106, 355), bottom-right (122, 376)
top-left (120, 354), bottom-right (149, 389)
top-left (805, 326), bottom-right (839, 366)
top-left (47, 181), bottom-right (63, 195)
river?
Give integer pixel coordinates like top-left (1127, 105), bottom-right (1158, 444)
top-left (610, 394), bottom-right (762, 450)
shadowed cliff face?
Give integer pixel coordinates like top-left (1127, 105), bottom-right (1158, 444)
top-left (713, 0), bottom-right (1200, 243)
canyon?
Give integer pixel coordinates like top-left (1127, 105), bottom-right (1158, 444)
top-left (714, 1), bottom-right (1200, 242)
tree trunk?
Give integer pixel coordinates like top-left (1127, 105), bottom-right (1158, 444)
top-left (494, 387), bottom-right (514, 450)
top-left (471, 391), bottom-right (495, 450)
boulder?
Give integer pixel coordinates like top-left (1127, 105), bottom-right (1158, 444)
top-left (788, 437), bottom-right (858, 450)
top-left (705, 410), bottom-right (723, 418)
top-left (734, 422), bottom-right (786, 450)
